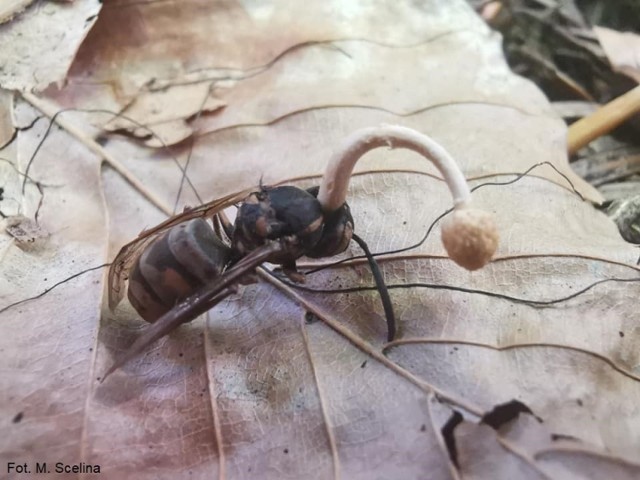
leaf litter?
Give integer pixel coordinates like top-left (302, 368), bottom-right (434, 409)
top-left (0, 0), bottom-right (102, 92)
top-left (1, 1), bottom-right (640, 479)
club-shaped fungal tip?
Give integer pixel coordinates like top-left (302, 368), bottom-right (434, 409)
top-left (318, 124), bottom-right (499, 270)
top-left (441, 204), bottom-right (499, 270)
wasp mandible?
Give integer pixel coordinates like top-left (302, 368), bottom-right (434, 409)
top-left (103, 125), bottom-right (498, 380)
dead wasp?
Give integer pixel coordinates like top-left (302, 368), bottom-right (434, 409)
top-left (104, 125), bottom-right (498, 379)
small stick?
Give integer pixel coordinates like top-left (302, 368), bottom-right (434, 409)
top-left (318, 125), bottom-right (499, 271)
top-left (567, 84), bottom-right (640, 155)
top-left (21, 92), bottom-right (172, 216)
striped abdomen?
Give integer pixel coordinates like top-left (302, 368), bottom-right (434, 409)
top-left (127, 219), bottom-right (231, 322)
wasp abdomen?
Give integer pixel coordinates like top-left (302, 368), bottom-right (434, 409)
top-left (127, 219), bottom-right (231, 323)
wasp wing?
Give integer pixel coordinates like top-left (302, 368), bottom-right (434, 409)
top-left (108, 189), bottom-right (252, 310)
top-left (102, 240), bottom-right (283, 381)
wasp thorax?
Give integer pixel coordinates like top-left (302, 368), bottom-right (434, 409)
top-left (232, 186), bottom-right (325, 264)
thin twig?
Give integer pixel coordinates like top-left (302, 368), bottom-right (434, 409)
top-left (21, 93), bottom-right (173, 216)
top-left (0, 263), bottom-right (111, 314)
top-left (568, 85), bottom-right (640, 154)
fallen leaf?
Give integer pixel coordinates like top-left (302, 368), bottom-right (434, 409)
top-left (0, 0), bottom-right (102, 92)
top-left (4, 214), bottom-right (49, 248)
top-left (0, 0), bottom-right (34, 25)
top-left (0, 89), bottom-right (14, 148)
top-left (193, 35), bottom-right (554, 133)
top-left (67, 0), bottom-right (483, 95)
top-left (594, 26), bottom-right (640, 83)
top-left (452, 411), bottom-right (640, 479)
top-left (1, 1), bottom-right (639, 479)
top-left (103, 82), bottom-right (226, 147)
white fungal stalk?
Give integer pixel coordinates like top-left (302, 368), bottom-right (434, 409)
top-left (318, 125), bottom-right (499, 270)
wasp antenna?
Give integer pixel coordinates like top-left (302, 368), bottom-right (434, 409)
top-left (351, 233), bottom-right (396, 341)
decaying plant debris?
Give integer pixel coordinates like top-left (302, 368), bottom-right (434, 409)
top-left (469, 0), bottom-right (640, 242)
top-left (1, 1), bottom-right (640, 479)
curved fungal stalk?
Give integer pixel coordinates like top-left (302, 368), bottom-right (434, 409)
top-left (318, 124), bottom-right (499, 270)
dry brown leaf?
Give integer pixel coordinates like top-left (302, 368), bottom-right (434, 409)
top-left (46, 1), bottom-right (486, 150)
top-left (68, 0), bottom-right (482, 95)
top-left (0, 101), bottom-right (107, 473)
top-left (0, 0), bottom-right (101, 92)
top-left (594, 26), bottom-right (640, 83)
top-left (103, 82), bottom-right (226, 147)
top-left (0, 89), bottom-right (14, 148)
top-left (193, 36), bottom-right (553, 133)
top-left (1, 1), bottom-right (639, 479)
top-left (453, 411), bottom-right (640, 479)
top-left (0, 0), bottom-right (34, 25)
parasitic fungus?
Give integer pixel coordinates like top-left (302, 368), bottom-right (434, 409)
top-left (317, 124), bottom-right (499, 270)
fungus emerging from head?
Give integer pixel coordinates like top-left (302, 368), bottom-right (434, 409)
top-left (317, 124), bottom-right (499, 270)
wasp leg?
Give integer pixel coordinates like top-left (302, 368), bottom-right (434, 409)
top-left (283, 260), bottom-right (306, 284)
top-left (102, 241), bottom-right (284, 382)
top-left (103, 286), bottom-right (238, 382)
top-left (216, 209), bottom-right (235, 240)
top-left (351, 233), bottom-right (397, 341)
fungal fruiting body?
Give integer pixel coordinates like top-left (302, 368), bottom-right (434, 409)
top-left (317, 124), bottom-right (499, 270)
top-left (441, 204), bottom-right (499, 270)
